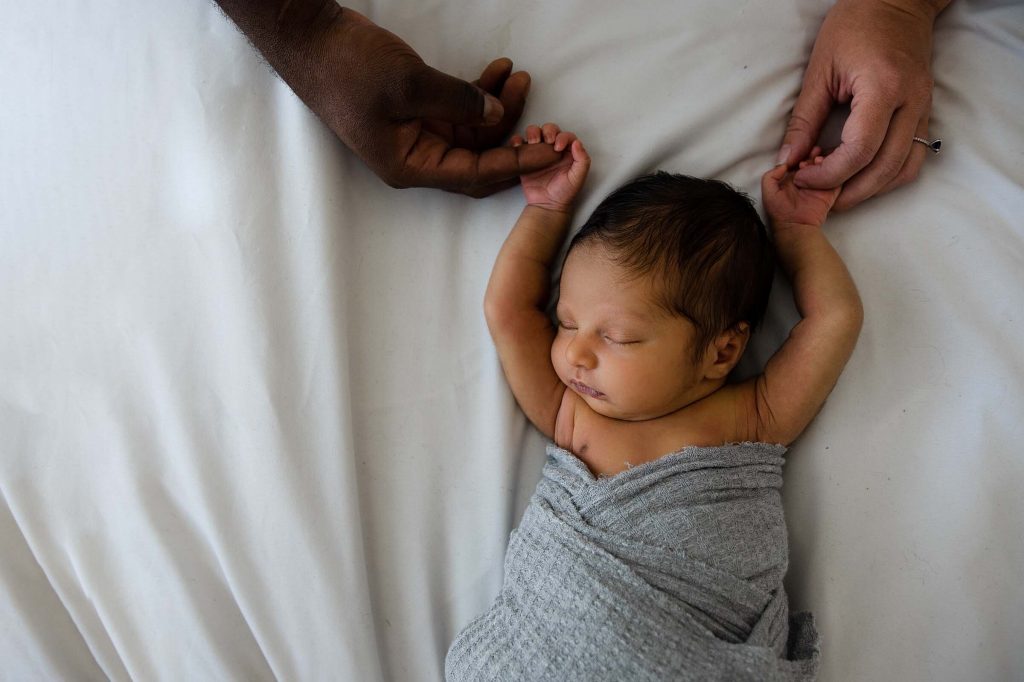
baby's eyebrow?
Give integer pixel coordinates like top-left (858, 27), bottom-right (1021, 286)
top-left (613, 308), bottom-right (657, 324)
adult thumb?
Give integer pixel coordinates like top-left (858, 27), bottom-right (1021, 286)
top-left (405, 65), bottom-right (504, 125)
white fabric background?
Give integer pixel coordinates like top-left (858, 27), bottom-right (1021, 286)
top-left (1, 1), bottom-right (1022, 680)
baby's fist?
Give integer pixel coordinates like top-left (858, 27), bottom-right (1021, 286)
top-left (511, 123), bottom-right (590, 213)
top-left (762, 149), bottom-right (841, 229)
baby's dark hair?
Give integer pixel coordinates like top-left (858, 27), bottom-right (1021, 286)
top-left (567, 171), bottom-right (774, 360)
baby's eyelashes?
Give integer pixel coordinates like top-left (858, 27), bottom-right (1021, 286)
top-left (603, 335), bottom-right (640, 346)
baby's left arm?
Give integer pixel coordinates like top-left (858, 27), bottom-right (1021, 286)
top-left (735, 151), bottom-right (864, 445)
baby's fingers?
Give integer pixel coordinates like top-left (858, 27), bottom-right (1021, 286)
top-left (570, 139), bottom-right (589, 164)
top-left (568, 139), bottom-right (591, 185)
top-left (541, 122), bottom-right (560, 144)
top-left (764, 162), bottom-right (789, 183)
top-left (554, 130), bottom-right (578, 152)
top-left (525, 124), bottom-right (542, 144)
top-left (509, 134), bottom-right (524, 147)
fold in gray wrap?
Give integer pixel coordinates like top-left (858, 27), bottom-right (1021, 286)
top-left (446, 442), bottom-right (819, 681)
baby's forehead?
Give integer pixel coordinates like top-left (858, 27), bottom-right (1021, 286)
top-left (559, 259), bottom-right (669, 321)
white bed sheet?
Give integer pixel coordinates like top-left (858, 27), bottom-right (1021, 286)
top-left (2, 1), bottom-right (1022, 680)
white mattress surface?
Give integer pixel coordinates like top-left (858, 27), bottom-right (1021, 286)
top-left (2, 1), bottom-right (1023, 680)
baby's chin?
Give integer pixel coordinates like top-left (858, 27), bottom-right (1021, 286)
top-left (579, 393), bottom-right (663, 422)
top-left (578, 389), bottom-right (698, 422)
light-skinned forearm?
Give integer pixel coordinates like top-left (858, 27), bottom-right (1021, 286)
top-left (484, 206), bottom-right (572, 326)
top-left (877, 0), bottom-right (952, 21)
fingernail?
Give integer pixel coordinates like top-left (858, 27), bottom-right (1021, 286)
top-left (483, 94), bottom-right (504, 124)
top-left (774, 144), bottom-right (791, 167)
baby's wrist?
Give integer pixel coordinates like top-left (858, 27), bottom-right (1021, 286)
top-left (520, 204), bottom-right (574, 235)
top-left (525, 201), bottom-right (574, 217)
top-left (771, 220), bottom-right (823, 236)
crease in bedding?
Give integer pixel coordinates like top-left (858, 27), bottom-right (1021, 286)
top-left (445, 442), bottom-right (818, 681)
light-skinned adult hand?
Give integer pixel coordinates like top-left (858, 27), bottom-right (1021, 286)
top-left (214, 0), bottom-right (561, 197)
top-left (778, 0), bottom-right (951, 211)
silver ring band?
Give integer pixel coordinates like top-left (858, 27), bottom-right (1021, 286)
top-left (913, 137), bottom-right (942, 154)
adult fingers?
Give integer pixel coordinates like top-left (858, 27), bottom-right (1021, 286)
top-left (780, 69), bottom-right (834, 168)
top-left (475, 57), bottom-right (514, 94)
top-left (458, 177), bottom-right (522, 199)
top-left (793, 87), bottom-right (897, 190)
top-left (832, 103), bottom-right (922, 211)
top-left (397, 132), bottom-right (561, 192)
top-left (404, 64), bottom-right (504, 126)
top-left (473, 64), bottom-right (532, 148)
top-left (839, 112), bottom-right (931, 209)
top-left (882, 113), bottom-right (930, 192)
top-left (451, 59), bottom-right (514, 149)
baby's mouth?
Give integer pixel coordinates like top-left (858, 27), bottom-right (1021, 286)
top-left (570, 379), bottom-right (606, 399)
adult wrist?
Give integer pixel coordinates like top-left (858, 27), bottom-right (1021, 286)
top-left (215, 0), bottom-right (344, 70)
top-left (876, 0), bottom-right (950, 23)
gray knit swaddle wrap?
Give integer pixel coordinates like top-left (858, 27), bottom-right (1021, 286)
top-left (446, 442), bottom-right (819, 681)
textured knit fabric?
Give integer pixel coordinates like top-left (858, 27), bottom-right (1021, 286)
top-left (445, 442), bottom-right (819, 681)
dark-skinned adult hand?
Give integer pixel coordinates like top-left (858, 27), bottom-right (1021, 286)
top-left (214, 0), bottom-right (561, 197)
top-left (778, 0), bottom-right (951, 210)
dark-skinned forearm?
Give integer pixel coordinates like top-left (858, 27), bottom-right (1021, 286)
top-left (213, 1), bottom-right (344, 121)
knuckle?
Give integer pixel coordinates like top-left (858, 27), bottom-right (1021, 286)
top-left (378, 162), bottom-right (410, 189)
top-left (785, 114), bottom-right (814, 135)
top-left (893, 161), bottom-right (922, 188)
top-left (908, 76), bottom-right (934, 107)
top-left (878, 156), bottom-right (905, 182)
top-left (845, 140), bottom-right (877, 168)
top-left (457, 82), bottom-right (481, 119)
top-left (919, 72), bottom-right (935, 95)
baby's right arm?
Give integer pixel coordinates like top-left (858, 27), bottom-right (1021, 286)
top-left (739, 153), bottom-right (864, 445)
top-left (484, 124), bottom-right (590, 439)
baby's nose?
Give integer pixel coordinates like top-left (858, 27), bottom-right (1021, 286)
top-left (566, 335), bottom-right (597, 369)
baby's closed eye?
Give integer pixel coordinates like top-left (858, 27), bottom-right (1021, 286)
top-left (603, 334), bottom-right (640, 345)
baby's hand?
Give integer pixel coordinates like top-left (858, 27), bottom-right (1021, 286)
top-left (762, 148), bottom-right (842, 229)
top-left (510, 123), bottom-right (590, 213)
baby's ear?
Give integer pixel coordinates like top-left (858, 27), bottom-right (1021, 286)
top-left (704, 323), bottom-right (751, 380)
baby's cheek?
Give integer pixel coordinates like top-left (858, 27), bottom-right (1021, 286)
top-left (550, 340), bottom-right (565, 378)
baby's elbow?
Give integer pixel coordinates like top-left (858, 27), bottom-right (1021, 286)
top-left (851, 296), bottom-right (865, 345)
top-left (483, 294), bottom-right (506, 330)
top-left (847, 295), bottom-right (865, 337)
top-left (831, 290), bottom-right (864, 343)
top-left (483, 294), bottom-right (518, 338)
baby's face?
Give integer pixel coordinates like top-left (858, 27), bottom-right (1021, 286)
top-left (552, 243), bottom-right (709, 421)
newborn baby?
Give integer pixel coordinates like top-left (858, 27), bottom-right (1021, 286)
top-left (446, 124), bottom-right (862, 680)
